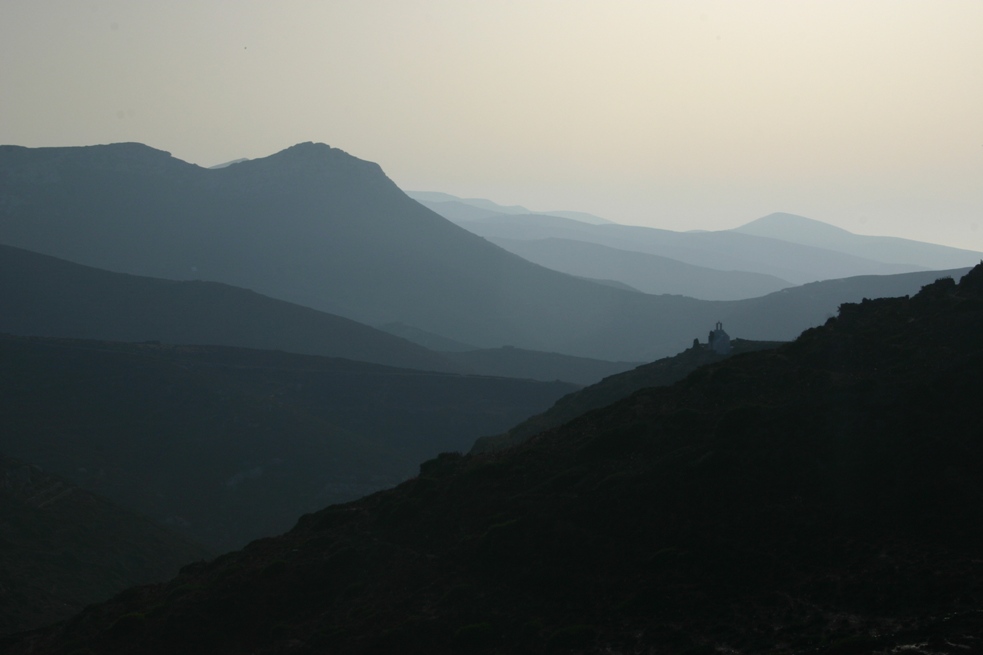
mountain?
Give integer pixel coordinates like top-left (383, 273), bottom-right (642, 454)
top-left (2, 244), bottom-right (631, 385)
top-left (488, 236), bottom-right (794, 300)
top-left (456, 212), bottom-right (939, 284)
top-left (0, 143), bottom-right (972, 361)
top-left (8, 266), bottom-right (983, 654)
top-left (405, 191), bottom-right (534, 216)
top-left (733, 212), bottom-right (983, 270)
top-left (471, 337), bottom-right (783, 453)
top-left (0, 334), bottom-right (575, 551)
top-left (407, 191), bottom-right (612, 225)
top-left (0, 454), bottom-right (209, 635)
top-left (0, 244), bottom-right (459, 374)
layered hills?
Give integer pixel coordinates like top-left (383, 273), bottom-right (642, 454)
top-left (0, 244), bottom-right (456, 373)
top-left (454, 212), bottom-right (948, 285)
top-left (733, 212), bottom-right (982, 269)
top-left (9, 266), bottom-right (983, 654)
top-left (0, 334), bottom-right (574, 552)
top-left (488, 236), bottom-right (793, 300)
top-left (2, 143), bottom-right (972, 361)
top-left (1, 244), bottom-right (637, 385)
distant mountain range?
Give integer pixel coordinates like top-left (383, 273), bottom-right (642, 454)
top-left (416, 195), bottom-right (982, 298)
top-left (1, 143), bottom-right (974, 361)
top-left (450, 211), bottom-right (981, 289)
top-left (405, 191), bottom-right (613, 224)
top-left (487, 236), bottom-right (794, 300)
top-left (733, 211), bottom-right (982, 270)
top-left (10, 266), bottom-right (982, 654)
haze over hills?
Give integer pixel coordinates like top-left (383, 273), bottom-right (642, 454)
top-left (421, 195), bottom-right (982, 286)
top-left (10, 266), bottom-right (983, 654)
top-left (1, 142), bottom-right (973, 362)
top-left (454, 212), bottom-right (943, 285)
top-left (489, 236), bottom-right (794, 300)
top-left (406, 191), bottom-right (612, 224)
top-left (1, 244), bottom-right (641, 386)
top-left (732, 211), bottom-right (983, 270)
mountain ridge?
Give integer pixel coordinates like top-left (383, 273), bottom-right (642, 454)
top-left (8, 266), bottom-right (983, 654)
top-left (1, 142), bottom-right (974, 361)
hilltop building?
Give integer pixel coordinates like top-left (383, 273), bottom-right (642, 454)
top-left (708, 321), bottom-right (731, 355)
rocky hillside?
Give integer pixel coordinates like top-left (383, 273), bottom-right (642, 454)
top-left (6, 267), bottom-right (983, 653)
top-left (0, 456), bottom-right (208, 635)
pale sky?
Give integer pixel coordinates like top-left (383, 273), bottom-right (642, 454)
top-left (2, 1), bottom-right (982, 250)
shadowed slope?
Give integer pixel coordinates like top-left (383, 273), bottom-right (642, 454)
top-left (471, 337), bottom-right (782, 453)
top-left (8, 267), bottom-right (983, 654)
top-left (0, 335), bottom-right (575, 552)
top-left (0, 455), bottom-right (209, 635)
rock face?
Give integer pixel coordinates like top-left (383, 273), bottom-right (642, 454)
top-left (7, 267), bottom-right (983, 654)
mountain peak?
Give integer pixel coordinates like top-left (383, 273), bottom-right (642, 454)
top-left (231, 142), bottom-right (389, 183)
top-left (278, 141), bottom-right (337, 157)
top-left (734, 212), bottom-right (855, 238)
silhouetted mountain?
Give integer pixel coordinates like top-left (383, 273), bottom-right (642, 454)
top-left (2, 245), bottom-right (627, 385)
top-left (733, 212), bottom-right (982, 269)
top-left (471, 338), bottom-right (782, 453)
top-left (489, 236), bottom-right (794, 300)
top-left (0, 335), bottom-right (574, 551)
top-left (457, 212), bottom-right (936, 284)
top-left (0, 244), bottom-right (458, 373)
top-left (0, 143), bottom-right (972, 361)
top-left (9, 266), bottom-right (983, 654)
top-left (0, 454), bottom-right (209, 635)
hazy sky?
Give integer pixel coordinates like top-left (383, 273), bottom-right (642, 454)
top-left (2, 1), bottom-right (981, 250)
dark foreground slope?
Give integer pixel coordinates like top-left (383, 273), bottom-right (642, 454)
top-left (0, 455), bottom-right (209, 635)
top-left (8, 267), bottom-right (983, 654)
top-left (471, 338), bottom-right (782, 453)
top-left (0, 336), bottom-right (574, 552)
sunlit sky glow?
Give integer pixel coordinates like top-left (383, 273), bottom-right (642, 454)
top-left (2, 1), bottom-right (981, 249)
